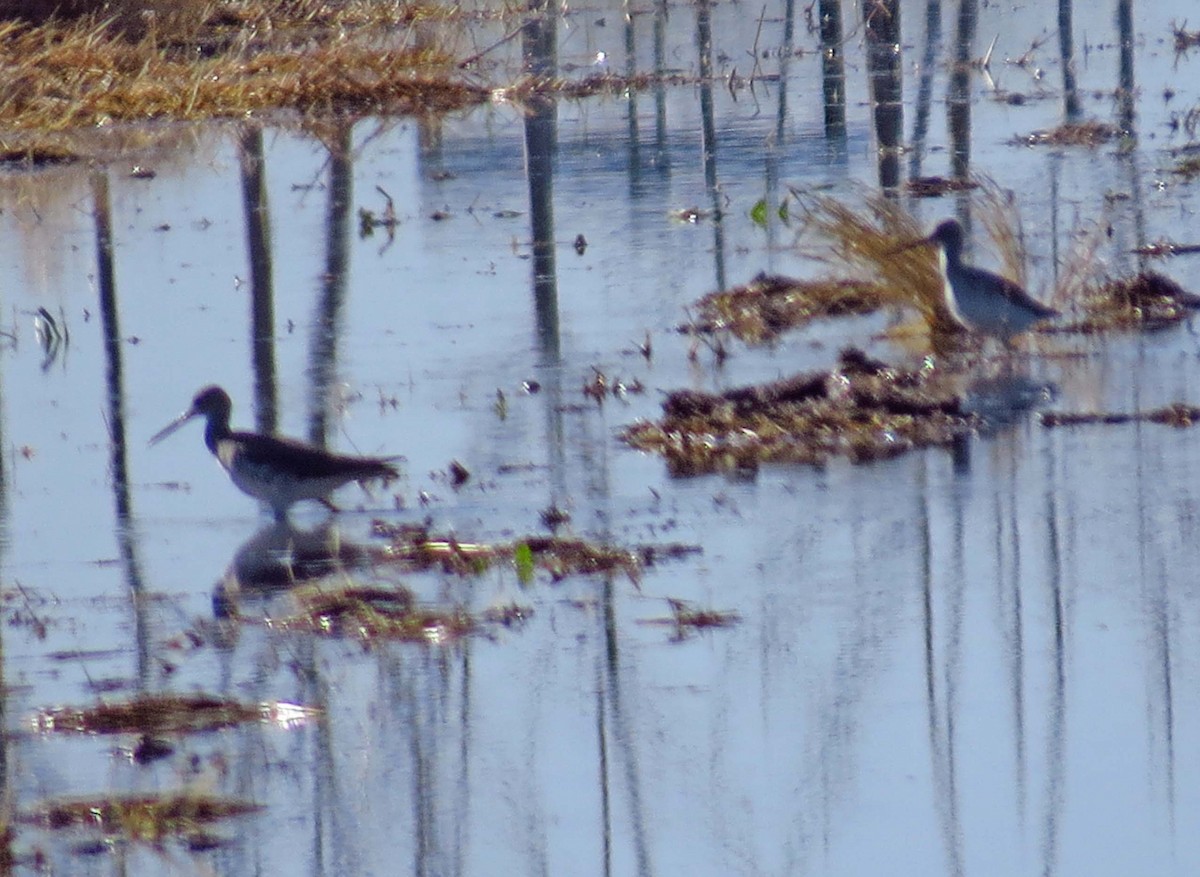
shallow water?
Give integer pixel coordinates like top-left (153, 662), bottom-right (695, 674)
top-left (4, 0), bottom-right (1200, 874)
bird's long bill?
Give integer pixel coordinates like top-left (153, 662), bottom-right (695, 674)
top-left (148, 409), bottom-right (197, 446)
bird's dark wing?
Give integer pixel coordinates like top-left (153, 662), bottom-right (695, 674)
top-left (994, 274), bottom-right (1058, 318)
top-left (230, 431), bottom-right (400, 481)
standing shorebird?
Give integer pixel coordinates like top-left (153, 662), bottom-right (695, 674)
top-left (903, 219), bottom-right (1058, 343)
top-left (150, 386), bottom-right (400, 520)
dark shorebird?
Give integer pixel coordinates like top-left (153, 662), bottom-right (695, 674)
top-left (150, 386), bottom-right (399, 520)
top-left (903, 219), bottom-right (1058, 342)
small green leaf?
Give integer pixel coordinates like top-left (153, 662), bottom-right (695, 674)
top-left (514, 542), bottom-right (535, 585)
top-left (777, 199), bottom-right (790, 225)
top-left (749, 198), bottom-right (768, 227)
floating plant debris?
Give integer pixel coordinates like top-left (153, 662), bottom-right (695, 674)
top-left (1130, 239), bottom-right (1200, 257)
top-left (369, 522), bottom-right (698, 585)
top-left (266, 584), bottom-right (479, 643)
top-left (639, 598), bottom-right (741, 636)
top-left (621, 347), bottom-right (981, 476)
top-left (689, 273), bottom-right (886, 343)
top-left (1016, 120), bottom-right (1122, 147)
top-left (1170, 153), bottom-right (1200, 181)
top-left (1039, 402), bottom-right (1200, 428)
top-left (20, 793), bottom-right (261, 844)
top-left (670, 206), bottom-right (711, 223)
top-left (33, 694), bottom-right (318, 736)
top-left (1053, 271), bottom-right (1200, 332)
top-left (506, 71), bottom-right (698, 102)
top-left (1174, 23), bottom-right (1200, 52)
top-left (540, 504), bottom-right (572, 531)
top-left (448, 459), bottom-right (471, 487)
top-left (905, 176), bottom-right (980, 198)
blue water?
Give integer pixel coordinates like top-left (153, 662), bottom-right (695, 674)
top-left (4, 0), bottom-right (1200, 873)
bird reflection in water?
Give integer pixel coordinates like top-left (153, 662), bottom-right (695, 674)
top-left (213, 520), bottom-right (385, 618)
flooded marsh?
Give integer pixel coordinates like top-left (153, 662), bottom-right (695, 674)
top-left (3, 0), bottom-right (1200, 875)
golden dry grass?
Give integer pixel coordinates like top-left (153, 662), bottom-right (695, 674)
top-left (0, 0), bottom-right (495, 142)
top-left (795, 193), bottom-right (957, 336)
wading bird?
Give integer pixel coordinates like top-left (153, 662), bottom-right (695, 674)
top-left (150, 386), bottom-right (399, 520)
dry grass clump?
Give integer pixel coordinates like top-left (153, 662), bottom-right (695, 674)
top-left (621, 347), bottom-right (980, 476)
top-left (756, 192), bottom-right (1190, 346)
top-left (795, 194), bottom-right (952, 332)
top-left (690, 273), bottom-right (886, 342)
top-left (0, 2), bottom-right (491, 134)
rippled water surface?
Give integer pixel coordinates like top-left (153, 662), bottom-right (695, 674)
top-left (5, 0), bottom-right (1200, 874)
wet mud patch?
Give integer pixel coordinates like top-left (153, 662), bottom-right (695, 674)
top-left (621, 348), bottom-right (980, 476)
